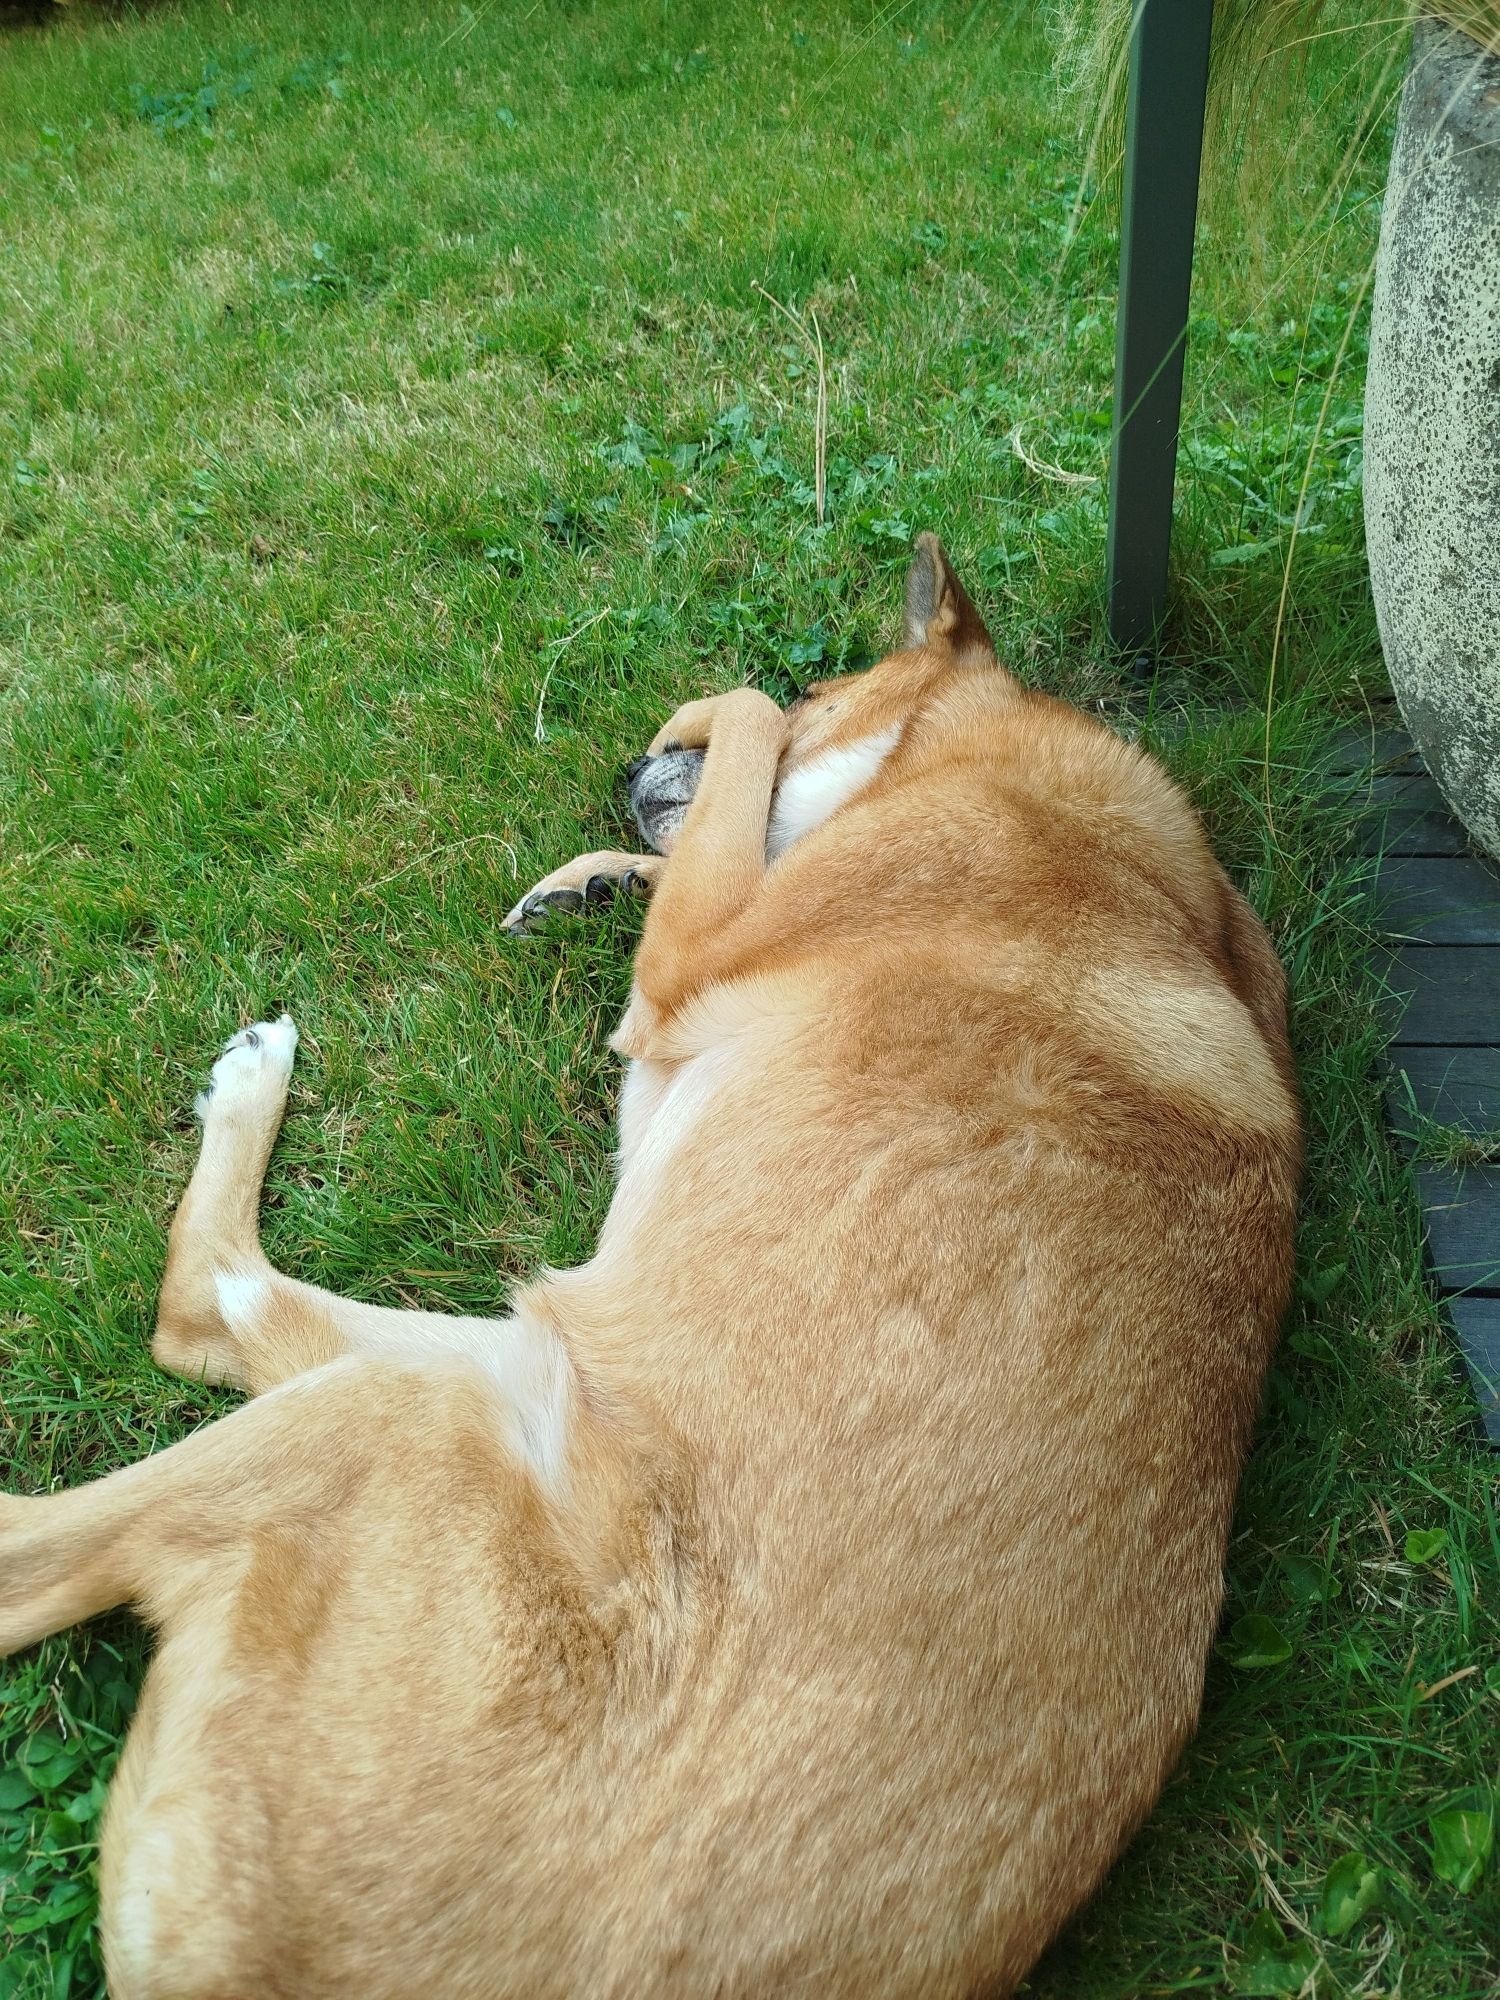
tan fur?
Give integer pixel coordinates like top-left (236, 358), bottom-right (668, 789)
top-left (0, 536), bottom-right (1300, 1998)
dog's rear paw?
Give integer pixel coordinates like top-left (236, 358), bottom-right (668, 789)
top-left (195, 1015), bottom-right (299, 1121)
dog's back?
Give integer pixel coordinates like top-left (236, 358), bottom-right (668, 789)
top-left (535, 669), bottom-right (1296, 1993)
top-left (1, 540), bottom-right (1298, 1999)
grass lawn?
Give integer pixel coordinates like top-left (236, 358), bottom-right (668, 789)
top-left (1, 0), bottom-right (1496, 1992)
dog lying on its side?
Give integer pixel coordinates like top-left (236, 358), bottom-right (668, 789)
top-left (0, 535), bottom-right (1300, 1998)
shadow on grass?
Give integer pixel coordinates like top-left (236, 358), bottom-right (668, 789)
top-left (1, 0), bottom-right (172, 29)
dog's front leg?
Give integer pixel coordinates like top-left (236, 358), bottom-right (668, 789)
top-left (502, 850), bottom-right (664, 934)
top-left (622, 688), bottom-right (787, 1036)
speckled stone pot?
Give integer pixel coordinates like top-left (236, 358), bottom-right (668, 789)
top-left (1365, 18), bottom-right (1500, 859)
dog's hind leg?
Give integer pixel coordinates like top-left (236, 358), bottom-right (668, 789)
top-left (154, 1018), bottom-right (550, 1400)
top-left (0, 1375), bottom-right (371, 1994)
top-left (0, 1355), bottom-right (589, 1998)
top-left (151, 1013), bottom-right (321, 1393)
top-left (0, 1349), bottom-right (410, 1658)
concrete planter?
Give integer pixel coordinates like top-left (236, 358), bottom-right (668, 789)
top-left (1364, 18), bottom-right (1500, 859)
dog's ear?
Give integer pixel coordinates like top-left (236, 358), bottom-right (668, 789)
top-left (903, 533), bottom-right (996, 666)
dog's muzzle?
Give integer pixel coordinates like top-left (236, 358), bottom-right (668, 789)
top-left (627, 748), bottom-right (707, 856)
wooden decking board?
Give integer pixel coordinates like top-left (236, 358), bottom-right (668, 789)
top-left (1327, 723), bottom-right (1423, 775)
top-left (1363, 771), bottom-right (1451, 809)
top-left (1371, 855), bottom-right (1500, 944)
top-left (1362, 812), bottom-right (1469, 859)
top-left (1336, 713), bottom-right (1500, 1441)
top-left (1379, 945), bottom-right (1500, 1045)
top-left (1448, 1299), bottom-right (1500, 1444)
top-left (1356, 774), bottom-right (1469, 857)
top-left (1386, 1046), bottom-right (1500, 1141)
top-left (1413, 1165), bottom-right (1500, 1294)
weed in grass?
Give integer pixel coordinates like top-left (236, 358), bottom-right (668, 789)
top-left (1, 1), bottom-right (1496, 1994)
top-left (1410, 1119), bottom-right (1500, 1170)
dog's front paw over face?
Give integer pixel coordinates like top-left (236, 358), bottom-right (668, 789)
top-left (627, 748), bottom-right (706, 856)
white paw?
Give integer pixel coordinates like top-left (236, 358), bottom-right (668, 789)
top-left (195, 1015), bottom-right (299, 1121)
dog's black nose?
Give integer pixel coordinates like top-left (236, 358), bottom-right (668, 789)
top-left (625, 755), bottom-right (650, 785)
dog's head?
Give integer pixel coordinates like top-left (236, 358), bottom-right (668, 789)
top-left (629, 533), bottom-right (1013, 854)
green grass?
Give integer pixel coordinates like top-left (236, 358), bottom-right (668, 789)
top-left (1409, 1121), bottom-right (1500, 1170)
top-left (1, 1), bottom-right (1496, 1993)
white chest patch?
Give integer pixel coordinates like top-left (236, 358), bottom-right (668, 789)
top-left (765, 727), bottom-right (900, 861)
top-left (602, 1043), bottom-right (742, 1250)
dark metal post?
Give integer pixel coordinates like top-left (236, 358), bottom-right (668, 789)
top-left (1105, 0), bottom-right (1214, 652)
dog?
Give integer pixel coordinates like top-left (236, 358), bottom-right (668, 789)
top-left (0, 535), bottom-right (1300, 1998)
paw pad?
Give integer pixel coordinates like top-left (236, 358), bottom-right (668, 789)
top-left (196, 1014), bottom-right (299, 1119)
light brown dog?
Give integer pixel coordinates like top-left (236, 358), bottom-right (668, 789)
top-left (0, 536), bottom-right (1300, 1998)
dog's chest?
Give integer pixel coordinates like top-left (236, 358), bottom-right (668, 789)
top-left (607, 1045), bottom-right (743, 1229)
top-left (765, 728), bottom-right (900, 860)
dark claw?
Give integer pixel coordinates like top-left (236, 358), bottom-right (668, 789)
top-left (584, 874), bottom-right (616, 905)
top-left (506, 888), bottom-right (587, 934)
top-left (621, 869), bottom-right (651, 897)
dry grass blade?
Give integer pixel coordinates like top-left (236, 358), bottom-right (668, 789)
top-left (752, 280), bottom-right (829, 524)
top-left (1007, 423), bottom-right (1100, 488)
top-left (534, 605), bottom-right (612, 743)
top-left (1417, 1664), bottom-right (1481, 1699)
top-left (1247, 1830), bottom-right (1322, 1942)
